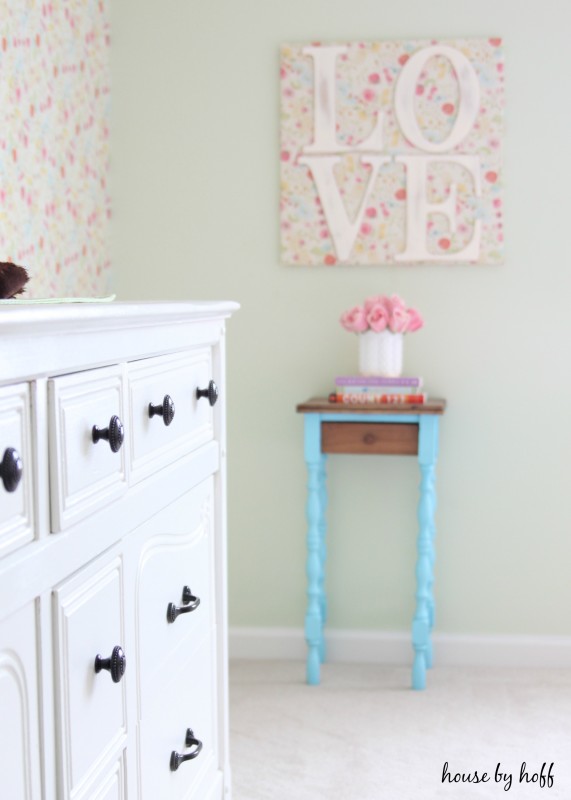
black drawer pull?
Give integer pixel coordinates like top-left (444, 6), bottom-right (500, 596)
top-left (170, 728), bottom-right (203, 771)
top-left (149, 394), bottom-right (175, 426)
top-left (92, 415), bottom-right (124, 453)
top-left (167, 585), bottom-right (200, 623)
top-left (94, 645), bottom-right (126, 683)
top-left (0, 447), bottom-right (23, 492)
top-left (196, 380), bottom-right (218, 407)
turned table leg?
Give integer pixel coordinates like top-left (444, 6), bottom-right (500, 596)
top-left (304, 415), bottom-right (326, 684)
top-left (318, 457), bottom-right (328, 663)
top-left (412, 416), bottom-right (439, 690)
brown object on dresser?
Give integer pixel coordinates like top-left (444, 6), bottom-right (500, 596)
top-left (0, 262), bottom-right (30, 298)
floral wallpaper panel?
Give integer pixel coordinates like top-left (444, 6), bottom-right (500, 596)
top-left (0, 0), bottom-right (111, 297)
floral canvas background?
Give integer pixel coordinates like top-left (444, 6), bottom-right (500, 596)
top-left (0, 0), bottom-right (111, 297)
top-left (280, 39), bottom-right (504, 266)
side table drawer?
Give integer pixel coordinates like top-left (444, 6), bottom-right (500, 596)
top-left (49, 366), bottom-right (127, 531)
top-left (0, 383), bottom-right (34, 556)
top-left (321, 421), bottom-right (419, 455)
top-left (127, 350), bottom-right (215, 484)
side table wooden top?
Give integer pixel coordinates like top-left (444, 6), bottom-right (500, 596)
top-left (296, 397), bottom-right (447, 415)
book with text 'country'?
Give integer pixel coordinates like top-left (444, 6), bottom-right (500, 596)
top-left (328, 392), bottom-right (427, 405)
top-left (335, 375), bottom-right (423, 388)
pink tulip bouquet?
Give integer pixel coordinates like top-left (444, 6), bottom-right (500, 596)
top-left (340, 294), bottom-right (424, 335)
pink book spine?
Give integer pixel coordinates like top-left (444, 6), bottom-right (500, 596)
top-left (335, 376), bottom-right (422, 388)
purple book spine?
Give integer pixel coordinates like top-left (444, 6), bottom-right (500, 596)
top-left (335, 375), bottom-right (422, 388)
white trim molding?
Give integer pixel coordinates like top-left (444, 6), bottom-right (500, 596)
top-left (229, 627), bottom-right (571, 669)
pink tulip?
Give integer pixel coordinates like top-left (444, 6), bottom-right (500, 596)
top-left (406, 308), bottom-right (424, 332)
top-left (389, 294), bottom-right (406, 312)
top-left (340, 305), bottom-right (368, 333)
top-left (365, 294), bottom-right (393, 315)
top-left (366, 302), bottom-right (390, 332)
top-left (389, 305), bottom-right (410, 333)
top-left (364, 295), bottom-right (381, 314)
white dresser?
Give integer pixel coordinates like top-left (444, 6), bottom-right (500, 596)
top-left (0, 301), bottom-right (238, 800)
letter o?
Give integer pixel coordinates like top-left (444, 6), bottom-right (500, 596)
top-left (395, 45), bottom-right (481, 153)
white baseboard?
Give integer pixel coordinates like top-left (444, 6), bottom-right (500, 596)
top-left (229, 626), bottom-right (571, 669)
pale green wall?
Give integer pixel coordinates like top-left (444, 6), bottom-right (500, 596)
top-left (111, 0), bottom-right (571, 635)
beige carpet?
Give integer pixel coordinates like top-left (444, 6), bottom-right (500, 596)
top-left (229, 660), bottom-right (571, 799)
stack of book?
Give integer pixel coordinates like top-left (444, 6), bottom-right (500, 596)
top-left (328, 375), bottom-right (427, 405)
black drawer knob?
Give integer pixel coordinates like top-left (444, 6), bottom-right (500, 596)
top-left (149, 394), bottom-right (175, 426)
top-left (92, 415), bottom-right (124, 452)
top-left (0, 447), bottom-right (23, 492)
top-left (94, 645), bottom-right (126, 683)
top-left (167, 585), bottom-right (200, 623)
top-left (170, 728), bottom-right (203, 771)
top-left (196, 380), bottom-right (218, 407)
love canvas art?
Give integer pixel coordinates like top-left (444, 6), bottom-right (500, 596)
top-left (280, 39), bottom-right (504, 266)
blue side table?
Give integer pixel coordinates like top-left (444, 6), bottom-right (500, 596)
top-left (296, 397), bottom-right (446, 690)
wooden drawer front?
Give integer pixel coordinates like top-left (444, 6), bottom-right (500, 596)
top-left (127, 350), bottom-right (214, 483)
top-left (0, 383), bottom-right (34, 557)
top-left (53, 553), bottom-right (127, 799)
top-left (139, 633), bottom-right (218, 800)
top-left (136, 480), bottom-right (214, 714)
top-left (0, 602), bottom-right (42, 800)
top-left (321, 421), bottom-right (419, 455)
top-left (49, 366), bottom-right (127, 531)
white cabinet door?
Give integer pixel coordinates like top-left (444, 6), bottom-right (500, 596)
top-left (135, 484), bottom-right (215, 714)
top-left (0, 602), bottom-right (42, 799)
top-left (131, 478), bottom-right (222, 799)
top-left (53, 549), bottom-right (128, 799)
top-left (139, 633), bottom-right (220, 800)
top-left (88, 755), bottom-right (127, 800)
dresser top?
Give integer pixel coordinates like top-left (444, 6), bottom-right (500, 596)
top-left (0, 300), bottom-right (239, 332)
top-left (0, 300), bottom-right (239, 384)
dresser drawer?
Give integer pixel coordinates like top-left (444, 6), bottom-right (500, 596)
top-left (135, 480), bottom-right (214, 714)
top-left (53, 552), bottom-right (128, 799)
top-left (0, 383), bottom-right (34, 556)
top-left (127, 350), bottom-right (215, 483)
top-left (49, 366), bottom-right (127, 531)
top-left (139, 632), bottom-right (218, 800)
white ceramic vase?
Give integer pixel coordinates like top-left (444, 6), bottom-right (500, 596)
top-left (358, 330), bottom-right (403, 377)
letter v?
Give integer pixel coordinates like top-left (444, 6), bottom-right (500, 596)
top-left (298, 155), bottom-right (390, 262)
